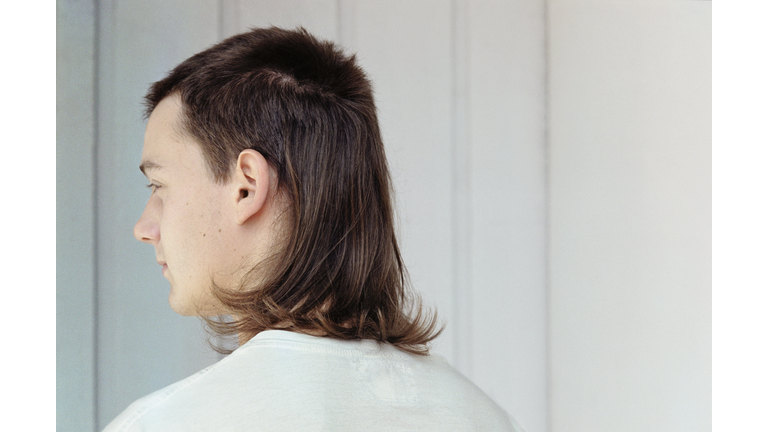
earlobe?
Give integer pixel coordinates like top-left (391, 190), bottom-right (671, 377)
top-left (234, 149), bottom-right (271, 225)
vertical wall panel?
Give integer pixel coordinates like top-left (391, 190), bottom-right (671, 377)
top-left (548, 1), bottom-right (711, 431)
top-left (450, 0), bottom-right (473, 379)
top-left (57, 0), bottom-right (96, 430)
top-left (339, 0), bottom-right (456, 362)
top-left (95, 1), bottom-right (221, 428)
top-left (342, 2), bottom-right (547, 430)
top-left (467, 2), bottom-right (548, 432)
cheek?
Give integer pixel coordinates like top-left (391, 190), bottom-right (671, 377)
top-left (160, 200), bottom-right (203, 253)
top-left (181, 199), bottom-right (227, 252)
top-left (161, 188), bottom-right (231, 268)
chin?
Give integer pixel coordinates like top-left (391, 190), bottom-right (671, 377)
top-left (169, 295), bottom-right (223, 317)
top-left (167, 292), bottom-right (197, 316)
top-left (169, 301), bottom-right (198, 316)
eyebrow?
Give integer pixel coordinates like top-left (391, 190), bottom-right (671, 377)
top-left (139, 161), bottom-right (162, 176)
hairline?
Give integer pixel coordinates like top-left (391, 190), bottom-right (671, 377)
top-left (168, 92), bottom-right (235, 184)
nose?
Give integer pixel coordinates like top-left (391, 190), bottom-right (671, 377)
top-left (134, 198), bottom-right (160, 244)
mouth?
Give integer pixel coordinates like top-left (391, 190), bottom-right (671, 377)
top-left (157, 259), bottom-right (168, 273)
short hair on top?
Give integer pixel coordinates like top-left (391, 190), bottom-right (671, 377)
top-left (144, 27), bottom-right (441, 354)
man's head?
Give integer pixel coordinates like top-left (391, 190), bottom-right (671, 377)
top-left (135, 27), bottom-right (439, 352)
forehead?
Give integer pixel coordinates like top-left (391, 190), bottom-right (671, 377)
top-left (143, 95), bottom-right (185, 154)
top-left (141, 95), bottom-right (206, 176)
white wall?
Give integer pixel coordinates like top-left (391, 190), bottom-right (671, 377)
top-left (57, 1), bottom-right (710, 431)
top-left (547, 1), bottom-right (711, 431)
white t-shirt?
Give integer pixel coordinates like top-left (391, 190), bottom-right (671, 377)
top-left (103, 330), bottom-right (523, 431)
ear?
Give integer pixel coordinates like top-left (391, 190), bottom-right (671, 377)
top-left (232, 149), bottom-right (272, 225)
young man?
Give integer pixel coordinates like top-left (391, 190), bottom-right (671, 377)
top-left (105, 27), bottom-right (522, 431)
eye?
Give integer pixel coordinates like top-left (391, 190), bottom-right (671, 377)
top-left (146, 183), bottom-right (161, 194)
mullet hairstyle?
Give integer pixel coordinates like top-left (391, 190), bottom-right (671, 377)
top-left (144, 27), bottom-right (441, 354)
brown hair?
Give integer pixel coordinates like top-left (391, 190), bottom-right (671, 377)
top-left (144, 27), bottom-right (441, 354)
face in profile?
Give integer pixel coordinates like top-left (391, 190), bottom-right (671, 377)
top-left (133, 95), bottom-right (242, 316)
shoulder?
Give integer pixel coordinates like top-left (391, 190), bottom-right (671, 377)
top-left (100, 331), bottom-right (332, 431)
top-left (102, 331), bottom-right (524, 432)
top-left (101, 360), bottom-right (220, 432)
top-left (408, 355), bottom-right (522, 431)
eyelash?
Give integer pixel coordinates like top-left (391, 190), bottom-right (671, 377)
top-left (146, 183), bottom-right (161, 193)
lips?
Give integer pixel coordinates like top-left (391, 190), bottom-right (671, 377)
top-left (157, 258), bottom-right (168, 274)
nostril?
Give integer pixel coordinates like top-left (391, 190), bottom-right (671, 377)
top-left (134, 219), bottom-right (156, 243)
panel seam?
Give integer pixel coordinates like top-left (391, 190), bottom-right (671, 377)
top-left (91, 0), bottom-right (101, 429)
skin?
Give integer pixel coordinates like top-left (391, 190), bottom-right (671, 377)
top-left (134, 94), bottom-right (284, 317)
